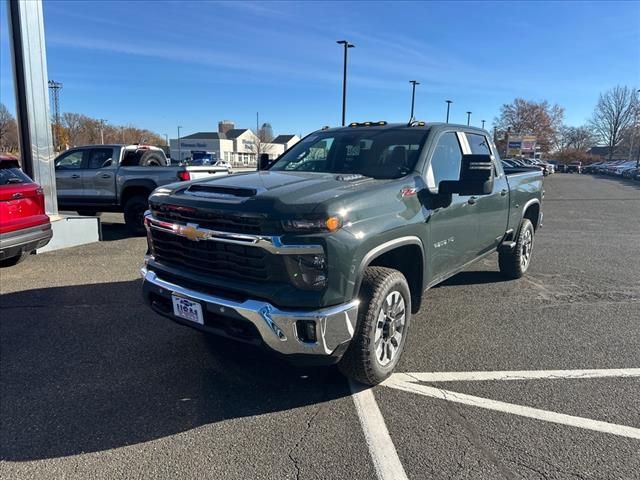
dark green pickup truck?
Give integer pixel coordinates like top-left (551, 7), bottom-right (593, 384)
top-left (141, 122), bottom-right (543, 385)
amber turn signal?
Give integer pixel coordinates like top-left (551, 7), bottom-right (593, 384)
top-left (325, 216), bottom-right (341, 232)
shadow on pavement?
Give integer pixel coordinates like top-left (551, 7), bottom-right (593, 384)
top-left (0, 280), bottom-right (349, 461)
top-left (438, 270), bottom-right (509, 287)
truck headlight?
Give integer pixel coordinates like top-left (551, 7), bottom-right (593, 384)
top-left (284, 254), bottom-right (328, 290)
top-left (282, 216), bottom-right (342, 233)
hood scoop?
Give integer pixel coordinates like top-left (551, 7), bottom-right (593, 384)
top-left (185, 184), bottom-right (258, 200)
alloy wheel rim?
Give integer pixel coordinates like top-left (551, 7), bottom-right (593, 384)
top-left (374, 291), bottom-right (406, 367)
top-left (521, 228), bottom-right (533, 269)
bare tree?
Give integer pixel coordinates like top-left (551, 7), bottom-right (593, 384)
top-left (589, 85), bottom-right (638, 161)
top-left (558, 125), bottom-right (595, 152)
top-left (62, 112), bottom-right (84, 146)
top-left (0, 103), bottom-right (19, 153)
top-left (494, 98), bottom-right (564, 154)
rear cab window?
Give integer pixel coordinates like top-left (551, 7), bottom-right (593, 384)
top-left (465, 132), bottom-right (501, 176)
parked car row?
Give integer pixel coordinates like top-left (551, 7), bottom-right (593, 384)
top-left (502, 157), bottom-right (555, 176)
top-left (583, 160), bottom-right (640, 180)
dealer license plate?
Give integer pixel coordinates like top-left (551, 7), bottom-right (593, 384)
top-left (172, 295), bottom-right (204, 325)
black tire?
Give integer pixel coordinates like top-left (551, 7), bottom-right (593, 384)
top-left (123, 194), bottom-right (149, 235)
top-left (76, 210), bottom-right (102, 217)
top-left (0, 252), bottom-right (28, 268)
top-left (499, 218), bottom-right (535, 279)
top-left (338, 266), bottom-right (412, 386)
top-left (139, 151), bottom-right (167, 167)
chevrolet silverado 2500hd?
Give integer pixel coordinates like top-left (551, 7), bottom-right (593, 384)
top-left (141, 122), bottom-right (543, 385)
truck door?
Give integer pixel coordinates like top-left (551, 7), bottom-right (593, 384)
top-left (425, 131), bottom-right (478, 281)
top-left (464, 132), bottom-right (509, 256)
top-left (55, 149), bottom-right (86, 205)
top-left (81, 147), bottom-right (118, 205)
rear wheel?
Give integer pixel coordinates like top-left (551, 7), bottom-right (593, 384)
top-left (338, 267), bottom-right (411, 386)
top-left (123, 194), bottom-right (149, 235)
top-left (499, 218), bottom-right (535, 279)
top-left (0, 252), bottom-right (28, 268)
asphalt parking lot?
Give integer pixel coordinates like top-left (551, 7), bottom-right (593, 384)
top-left (1, 174), bottom-right (639, 480)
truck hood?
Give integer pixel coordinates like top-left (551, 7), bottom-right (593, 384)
top-left (150, 171), bottom-right (388, 217)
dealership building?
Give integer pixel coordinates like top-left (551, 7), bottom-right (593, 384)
top-left (169, 122), bottom-right (299, 167)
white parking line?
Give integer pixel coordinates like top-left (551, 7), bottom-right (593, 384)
top-left (383, 373), bottom-right (640, 440)
top-left (350, 380), bottom-right (409, 480)
top-left (397, 368), bottom-right (640, 382)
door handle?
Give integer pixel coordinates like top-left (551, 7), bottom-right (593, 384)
top-left (468, 196), bottom-right (478, 205)
top-left (100, 174), bottom-right (111, 179)
top-left (71, 174), bottom-right (80, 179)
top-left (500, 189), bottom-right (507, 196)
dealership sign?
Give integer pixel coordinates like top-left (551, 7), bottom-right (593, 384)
top-left (507, 135), bottom-right (536, 157)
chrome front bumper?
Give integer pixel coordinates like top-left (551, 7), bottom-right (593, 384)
top-left (142, 268), bottom-right (359, 357)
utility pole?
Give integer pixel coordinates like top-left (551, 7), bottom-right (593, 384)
top-left (163, 133), bottom-right (168, 146)
top-left (99, 119), bottom-right (106, 144)
top-left (177, 125), bottom-right (182, 162)
top-left (48, 80), bottom-right (62, 150)
top-left (336, 40), bottom-right (355, 126)
top-left (445, 100), bottom-right (452, 123)
top-left (466, 111), bottom-right (472, 126)
top-left (409, 80), bottom-right (419, 121)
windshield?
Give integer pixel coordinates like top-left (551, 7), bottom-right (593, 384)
top-left (269, 129), bottom-right (429, 179)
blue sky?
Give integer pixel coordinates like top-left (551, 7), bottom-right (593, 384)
top-left (1, 0), bottom-right (639, 138)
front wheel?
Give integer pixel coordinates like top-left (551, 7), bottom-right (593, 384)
top-left (499, 218), bottom-right (535, 279)
top-left (123, 194), bottom-right (149, 236)
top-left (338, 267), bottom-right (411, 386)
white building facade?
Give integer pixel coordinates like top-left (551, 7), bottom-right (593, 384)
top-left (170, 127), bottom-right (300, 168)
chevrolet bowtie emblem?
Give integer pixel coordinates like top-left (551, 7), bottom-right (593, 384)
top-left (178, 223), bottom-right (208, 242)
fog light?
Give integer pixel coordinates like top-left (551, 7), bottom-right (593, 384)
top-left (284, 254), bottom-right (328, 291)
top-left (296, 320), bottom-right (317, 343)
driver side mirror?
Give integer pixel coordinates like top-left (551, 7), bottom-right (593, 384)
top-left (258, 153), bottom-right (272, 171)
top-left (439, 154), bottom-right (494, 196)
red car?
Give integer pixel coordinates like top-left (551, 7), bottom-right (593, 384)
top-left (0, 155), bottom-right (52, 267)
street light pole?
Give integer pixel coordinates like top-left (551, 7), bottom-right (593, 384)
top-left (177, 125), bottom-right (182, 162)
top-left (481, 119), bottom-right (486, 129)
top-left (466, 111), bottom-right (472, 126)
top-left (336, 40), bottom-right (354, 126)
top-left (445, 100), bottom-right (452, 123)
top-left (409, 80), bottom-right (419, 121)
top-left (630, 89), bottom-right (640, 168)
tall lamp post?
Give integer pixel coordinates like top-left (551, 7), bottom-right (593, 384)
top-left (409, 80), bottom-right (420, 121)
top-left (445, 100), bottom-right (453, 123)
top-left (336, 40), bottom-right (354, 126)
top-left (177, 125), bottom-right (182, 162)
top-left (466, 111), bottom-right (472, 126)
top-left (481, 119), bottom-right (486, 129)
top-left (631, 89), bottom-right (640, 168)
